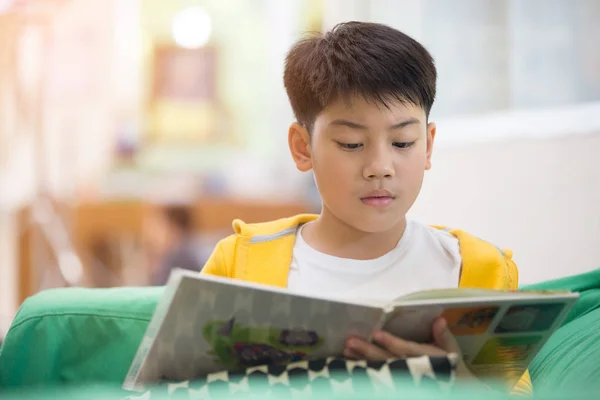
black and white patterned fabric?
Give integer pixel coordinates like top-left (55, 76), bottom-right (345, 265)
top-left (125, 354), bottom-right (458, 399)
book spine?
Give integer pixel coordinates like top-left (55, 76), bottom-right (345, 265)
top-left (368, 308), bottom-right (389, 342)
top-left (122, 272), bottom-right (183, 391)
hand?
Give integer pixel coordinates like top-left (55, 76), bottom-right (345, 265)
top-left (344, 317), bottom-right (476, 380)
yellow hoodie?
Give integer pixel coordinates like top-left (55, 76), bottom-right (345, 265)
top-left (202, 214), bottom-right (531, 395)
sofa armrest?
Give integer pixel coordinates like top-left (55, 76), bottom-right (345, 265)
top-left (0, 286), bottom-right (163, 388)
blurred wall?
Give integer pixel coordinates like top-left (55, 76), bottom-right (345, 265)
top-left (0, 0), bottom-right (127, 323)
top-left (325, 0), bottom-right (600, 118)
top-left (409, 103), bottom-right (600, 284)
top-left (0, 212), bottom-right (17, 333)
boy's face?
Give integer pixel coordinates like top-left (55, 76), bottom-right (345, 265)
top-left (289, 95), bottom-right (435, 234)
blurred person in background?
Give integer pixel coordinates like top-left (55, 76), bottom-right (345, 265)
top-left (148, 205), bottom-right (206, 286)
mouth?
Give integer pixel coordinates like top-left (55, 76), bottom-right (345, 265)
top-left (360, 190), bottom-right (395, 208)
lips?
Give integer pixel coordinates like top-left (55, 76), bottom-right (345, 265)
top-left (361, 190), bottom-right (395, 207)
top-left (363, 189), bottom-right (393, 198)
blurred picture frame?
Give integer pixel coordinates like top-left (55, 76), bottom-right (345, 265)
top-left (152, 45), bottom-right (217, 102)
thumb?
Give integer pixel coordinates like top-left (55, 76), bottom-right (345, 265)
top-left (433, 318), bottom-right (479, 380)
top-left (433, 318), bottom-right (460, 354)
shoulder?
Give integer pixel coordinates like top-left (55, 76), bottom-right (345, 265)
top-left (430, 225), bottom-right (514, 260)
top-left (230, 213), bottom-right (318, 238)
top-left (426, 224), bottom-right (519, 290)
top-left (409, 221), bottom-right (462, 268)
top-left (202, 234), bottom-right (237, 277)
top-left (202, 213), bottom-right (319, 277)
top-left (411, 221), bottom-right (460, 252)
top-left (418, 222), bottom-right (458, 243)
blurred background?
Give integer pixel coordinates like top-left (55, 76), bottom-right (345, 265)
top-left (1, 0), bottom-right (599, 336)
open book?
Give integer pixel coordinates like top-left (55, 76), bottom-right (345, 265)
top-left (123, 269), bottom-right (578, 392)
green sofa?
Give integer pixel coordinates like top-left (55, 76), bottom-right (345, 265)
top-left (1, 268), bottom-right (600, 399)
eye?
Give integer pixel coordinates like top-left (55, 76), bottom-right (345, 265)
top-left (393, 141), bottom-right (415, 149)
top-left (336, 142), bottom-right (363, 150)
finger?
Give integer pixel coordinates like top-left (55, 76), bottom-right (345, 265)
top-left (346, 337), bottom-right (393, 362)
top-left (431, 318), bottom-right (476, 378)
top-left (432, 318), bottom-right (460, 354)
top-left (343, 347), bottom-right (362, 360)
top-left (373, 331), bottom-right (447, 358)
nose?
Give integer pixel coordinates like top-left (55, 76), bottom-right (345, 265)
top-left (363, 146), bottom-right (395, 180)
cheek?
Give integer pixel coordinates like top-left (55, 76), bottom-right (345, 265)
top-left (312, 152), bottom-right (355, 195)
top-left (403, 145), bottom-right (429, 168)
top-left (396, 150), bottom-right (428, 184)
top-left (403, 154), bottom-right (427, 172)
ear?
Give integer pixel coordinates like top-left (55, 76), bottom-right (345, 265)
top-left (425, 122), bottom-right (436, 170)
top-left (288, 122), bottom-right (313, 172)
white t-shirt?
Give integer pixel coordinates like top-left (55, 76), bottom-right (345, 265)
top-left (287, 220), bottom-right (461, 303)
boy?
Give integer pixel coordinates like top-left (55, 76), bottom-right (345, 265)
top-left (202, 21), bottom-right (531, 395)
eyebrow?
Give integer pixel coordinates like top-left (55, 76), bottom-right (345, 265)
top-left (329, 118), bottom-right (420, 130)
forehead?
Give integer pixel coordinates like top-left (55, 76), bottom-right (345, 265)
top-left (316, 95), bottom-right (426, 126)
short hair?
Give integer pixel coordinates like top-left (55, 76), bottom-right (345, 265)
top-left (284, 21), bottom-right (437, 131)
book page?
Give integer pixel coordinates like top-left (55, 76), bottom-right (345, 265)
top-left (128, 270), bottom-right (384, 389)
top-left (381, 293), bottom-right (578, 389)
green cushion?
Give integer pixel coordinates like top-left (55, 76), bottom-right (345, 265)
top-left (522, 268), bottom-right (600, 324)
top-left (1, 268), bottom-right (599, 393)
top-left (522, 268), bottom-right (600, 392)
top-left (0, 286), bottom-right (163, 388)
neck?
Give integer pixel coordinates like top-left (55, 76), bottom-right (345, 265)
top-left (301, 207), bottom-right (407, 260)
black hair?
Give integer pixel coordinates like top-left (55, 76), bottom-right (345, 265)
top-left (284, 21), bottom-right (437, 131)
